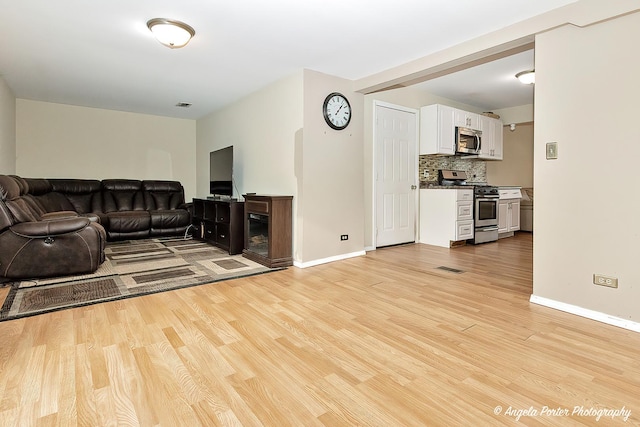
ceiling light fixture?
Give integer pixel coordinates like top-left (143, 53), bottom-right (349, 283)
top-left (516, 70), bottom-right (535, 85)
top-left (147, 18), bottom-right (195, 49)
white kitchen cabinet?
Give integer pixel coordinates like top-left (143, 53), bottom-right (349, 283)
top-left (420, 104), bottom-right (455, 155)
top-left (420, 104), bottom-right (502, 157)
top-left (478, 115), bottom-right (503, 160)
top-left (420, 189), bottom-right (474, 248)
top-left (454, 109), bottom-right (479, 129)
top-left (492, 119), bottom-right (503, 159)
top-left (498, 188), bottom-right (521, 237)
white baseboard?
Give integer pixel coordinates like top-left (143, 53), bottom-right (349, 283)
top-left (529, 295), bottom-right (640, 333)
top-left (293, 250), bottom-right (366, 269)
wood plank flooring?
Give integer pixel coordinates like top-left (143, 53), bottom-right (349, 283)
top-left (1, 232), bottom-right (639, 426)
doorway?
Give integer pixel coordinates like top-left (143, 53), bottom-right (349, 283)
top-left (374, 103), bottom-right (418, 247)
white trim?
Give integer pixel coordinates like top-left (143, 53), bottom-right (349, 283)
top-left (293, 250), bottom-right (366, 269)
top-left (372, 101), bottom-right (420, 249)
top-left (530, 295), bottom-right (640, 333)
top-left (373, 100), bottom-right (417, 114)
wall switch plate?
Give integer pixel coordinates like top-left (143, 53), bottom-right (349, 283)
top-left (546, 142), bottom-right (558, 159)
top-left (593, 274), bottom-right (618, 288)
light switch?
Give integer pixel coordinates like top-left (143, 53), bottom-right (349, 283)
top-left (546, 142), bottom-right (558, 160)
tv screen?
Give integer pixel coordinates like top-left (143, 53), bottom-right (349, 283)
top-left (209, 146), bottom-right (233, 197)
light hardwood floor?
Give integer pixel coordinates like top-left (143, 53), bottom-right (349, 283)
top-left (1, 232), bottom-right (639, 426)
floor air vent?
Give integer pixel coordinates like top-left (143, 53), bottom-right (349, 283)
top-left (436, 266), bottom-right (464, 274)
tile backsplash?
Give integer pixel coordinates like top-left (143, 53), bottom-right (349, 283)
top-left (419, 155), bottom-right (487, 183)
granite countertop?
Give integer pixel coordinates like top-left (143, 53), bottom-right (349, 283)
top-left (420, 183), bottom-right (476, 189)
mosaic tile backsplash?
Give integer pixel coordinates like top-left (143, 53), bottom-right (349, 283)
top-left (419, 155), bottom-right (487, 184)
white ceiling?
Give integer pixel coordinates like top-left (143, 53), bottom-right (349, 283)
top-left (412, 49), bottom-right (535, 111)
top-left (0, 0), bottom-right (573, 119)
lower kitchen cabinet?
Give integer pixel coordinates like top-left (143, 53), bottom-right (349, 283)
top-left (498, 189), bottom-right (521, 237)
top-left (419, 188), bottom-right (473, 248)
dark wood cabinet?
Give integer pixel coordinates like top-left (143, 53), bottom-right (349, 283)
top-left (243, 194), bottom-right (293, 268)
top-left (192, 198), bottom-right (244, 255)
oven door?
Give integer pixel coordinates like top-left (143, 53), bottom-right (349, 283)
top-left (475, 197), bottom-right (498, 227)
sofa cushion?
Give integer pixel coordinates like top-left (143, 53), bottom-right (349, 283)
top-left (102, 179), bottom-right (145, 212)
top-left (0, 175), bottom-right (21, 201)
top-left (22, 178), bottom-right (70, 216)
top-left (23, 178), bottom-right (52, 195)
top-left (0, 176), bottom-right (42, 223)
top-left (142, 180), bottom-right (186, 210)
top-left (106, 210), bottom-right (150, 234)
top-left (149, 209), bottom-right (191, 229)
top-left (49, 179), bottom-right (103, 214)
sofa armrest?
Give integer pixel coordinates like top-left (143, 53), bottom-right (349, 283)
top-left (10, 217), bottom-right (91, 238)
top-left (178, 202), bottom-right (193, 216)
top-left (40, 210), bottom-right (79, 220)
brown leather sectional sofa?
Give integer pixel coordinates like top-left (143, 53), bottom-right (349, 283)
top-left (0, 175), bottom-right (192, 280)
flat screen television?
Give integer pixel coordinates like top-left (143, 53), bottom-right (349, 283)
top-left (209, 146), bottom-right (233, 198)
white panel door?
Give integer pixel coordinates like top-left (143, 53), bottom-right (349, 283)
top-left (375, 105), bottom-right (417, 247)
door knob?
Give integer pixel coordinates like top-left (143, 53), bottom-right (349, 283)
top-left (411, 185), bottom-right (417, 190)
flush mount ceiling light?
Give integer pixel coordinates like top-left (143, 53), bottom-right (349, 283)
top-left (147, 18), bottom-right (195, 49)
top-left (516, 70), bottom-right (535, 85)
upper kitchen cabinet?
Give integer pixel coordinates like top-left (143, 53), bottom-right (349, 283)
top-left (420, 104), bottom-right (455, 155)
top-left (478, 115), bottom-right (503, 160)
top-left (420, 104), bottom-right (503, 158)
top-left (454, 109), bottom-right (479, 130)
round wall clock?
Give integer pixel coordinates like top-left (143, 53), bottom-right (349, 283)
top-left (323, 92), bottom-right (351, 130)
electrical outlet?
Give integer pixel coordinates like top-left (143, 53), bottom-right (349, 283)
top-left (340, 234), bottom-right (348, 241)
top-left (593, 274), bottom-right (618, 288)
top-left (423, 170), bottom-right (429, 178)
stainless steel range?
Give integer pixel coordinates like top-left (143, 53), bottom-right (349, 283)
top-left (437, 170), bottom-right (499, 244)
top-left (472, 185), bottom-right (499, 244)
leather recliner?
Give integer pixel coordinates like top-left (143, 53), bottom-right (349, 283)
top-left (0, 175), bottom-right (106, 279)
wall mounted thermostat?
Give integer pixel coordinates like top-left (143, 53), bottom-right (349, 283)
top-left (546, 142), bottom-right (558, 160)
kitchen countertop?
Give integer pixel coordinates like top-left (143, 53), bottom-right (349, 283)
top-left (420, 183), bottom-right (524, 192)
top-left (420, 182), bottom-right (475, 189)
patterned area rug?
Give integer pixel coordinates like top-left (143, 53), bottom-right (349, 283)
top-left (0, 237), bottom-right (277, 321)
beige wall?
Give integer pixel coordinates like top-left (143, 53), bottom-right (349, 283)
top-left (196, 71), bottom-right (304, 260)
top-left (196, 72), bottom-right (302, 199)
top-left (15, 100), bottom-right (197, 199)
top-left (533, 11), bottom-right (640, 321)
top-left (486, 122), bottom-right (533, 187)
top-left (493, 104), bottom-right (534, 125)
top-left (196, 70), bottom-right (366, 266)
top-left (300, 69), bottom-right (365, 263)
top-left (0, 76), bottom-right (16, 174)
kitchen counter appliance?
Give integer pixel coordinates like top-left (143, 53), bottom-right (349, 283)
top-left (456, 127), bottom-right (482, 155)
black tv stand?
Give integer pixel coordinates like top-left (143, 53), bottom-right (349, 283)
top-left (192, 198), bottom-right (244, 255)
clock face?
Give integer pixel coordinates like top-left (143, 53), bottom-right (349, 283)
top-left (323, 92), bottom-right (351, 130)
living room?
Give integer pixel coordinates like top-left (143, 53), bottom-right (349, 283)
top-left (1, 1), bottom-right (640, 424)
top-left (1, 0), bottom-right (639, 321)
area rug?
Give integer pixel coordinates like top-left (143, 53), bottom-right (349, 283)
top-left (0, 237), bottom-right (278, 321)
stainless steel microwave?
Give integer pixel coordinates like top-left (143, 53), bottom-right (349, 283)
top-left (455, 127), bottom-right (482, 155)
